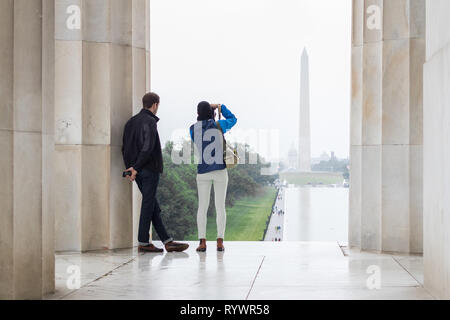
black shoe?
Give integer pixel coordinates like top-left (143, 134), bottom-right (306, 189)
top-left (165, 241), bottom-right (189, 253)
top-left (138, 244), bottom-right (164, 253)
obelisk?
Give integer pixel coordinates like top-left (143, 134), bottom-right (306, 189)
top-left (299, 48), bottom-right (311, 172)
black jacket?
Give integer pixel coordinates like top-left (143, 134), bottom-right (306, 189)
top-left (122, 109), bottom-right (163, 174)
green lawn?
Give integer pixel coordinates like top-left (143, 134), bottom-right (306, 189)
top-left (185, 187), bottom-right (277, 241)
top-left (280, 171), bottom-right (344, 186)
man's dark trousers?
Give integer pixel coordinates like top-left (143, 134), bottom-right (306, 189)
top-left (135, 168), bottom-right (172, 245)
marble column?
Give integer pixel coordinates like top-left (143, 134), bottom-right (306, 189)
top-left (0, 0), bottom-right (55, 299)
top-left (54, 0), bottom-right (151, 251)
top-left (423, 0), bottom-right (450, 300)
top-left (132, 0), bottom-right (151, 246)
top-left (349, 0), bottom-right (425, 253)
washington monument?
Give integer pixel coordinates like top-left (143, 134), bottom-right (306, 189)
top-left (298, 48), bottom-right (312, 172)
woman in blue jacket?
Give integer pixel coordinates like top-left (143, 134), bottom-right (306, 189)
top-left (190, 101), bottom-right (237, 252)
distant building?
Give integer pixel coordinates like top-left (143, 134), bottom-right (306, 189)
top-left (298, 48), bottom-right (312, 172)
top-left (330, 151), bottom-right (337, 161)
top-left (288, 145), bottom-right (298, 170)
top-left (312, 152), bottom-right (331, 165)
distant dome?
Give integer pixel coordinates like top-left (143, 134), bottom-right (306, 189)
top-left (288, 147), bottom-right (298, 157)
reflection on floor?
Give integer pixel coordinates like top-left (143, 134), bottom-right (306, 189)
top-left (46, 241), bottom-right (434, 300)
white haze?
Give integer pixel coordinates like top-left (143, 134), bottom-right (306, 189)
top-left (150, 0), bottom-right (352, 160)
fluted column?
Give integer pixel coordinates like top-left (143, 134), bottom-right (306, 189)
top-left (54, 0), bottom-right (150, 251)
top-left (132, 0), bottom-right (151, 246)
top-left (423, 0), bottom-right (450, 300)
top-left (349, 0), bottom-right (425, 253)
top-left (0, 0), bottom-right (55, 299)
top-left (42, 0), bottom-right (56, 296)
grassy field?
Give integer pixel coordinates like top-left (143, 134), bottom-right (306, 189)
top-left (185, 186), bottom-right (277, 241)
top-left (280, 171), bottom-right (344, 186)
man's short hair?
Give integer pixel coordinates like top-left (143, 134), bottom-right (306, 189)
top-left (143, 92), bottom-right (160, 109)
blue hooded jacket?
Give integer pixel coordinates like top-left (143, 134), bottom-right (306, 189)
top-left (189, 105), bottom-right (237, 174)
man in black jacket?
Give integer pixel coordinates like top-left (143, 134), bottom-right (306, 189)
top-left (122, 92), bottom-right (189, 253)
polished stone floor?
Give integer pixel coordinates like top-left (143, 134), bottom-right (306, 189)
top-left (46, 241), bottom-right (434, 300)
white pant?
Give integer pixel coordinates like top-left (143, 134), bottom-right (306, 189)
top-left (196, 169), bottom-right (229, 239)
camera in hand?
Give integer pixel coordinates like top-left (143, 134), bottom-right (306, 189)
top-left (122, 171), bottom-right (132, 178)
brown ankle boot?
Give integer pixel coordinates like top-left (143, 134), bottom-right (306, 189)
top-left (217, 238), bottom-right (225, 252)
top-left (196, 239), bottom-right (207, 252)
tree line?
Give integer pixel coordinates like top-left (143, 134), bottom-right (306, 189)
top-left (155, 141), bottom-right (277, 240)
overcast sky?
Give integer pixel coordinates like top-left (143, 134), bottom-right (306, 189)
top-left (150, 0), bottom-right (352, 160)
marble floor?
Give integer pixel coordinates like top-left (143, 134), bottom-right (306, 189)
top-left (46, 241), bottom-right (434, 300)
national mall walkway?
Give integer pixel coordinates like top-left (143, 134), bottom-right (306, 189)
top-left (264, 188), bottom-right (285, 242)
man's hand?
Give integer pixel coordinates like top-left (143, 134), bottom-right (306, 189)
top-left (211, 104), bottom-right (221, 110)
top-left (125, 167), bottom-right (138, 182)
